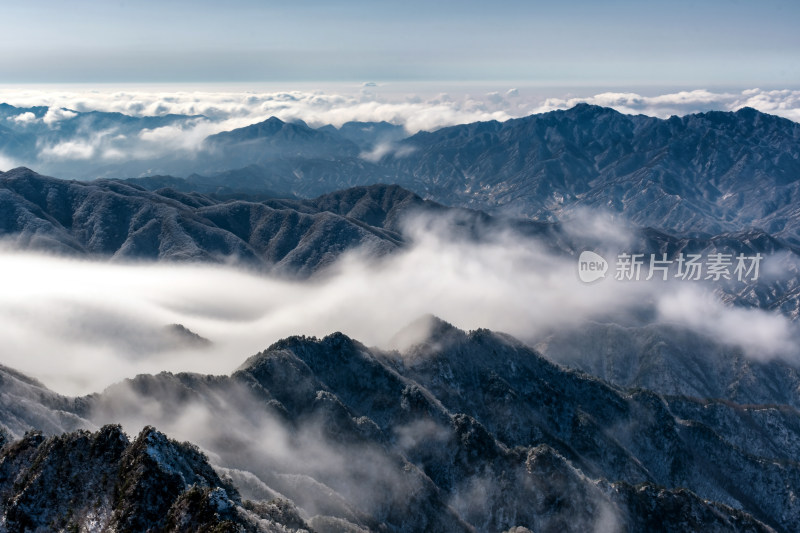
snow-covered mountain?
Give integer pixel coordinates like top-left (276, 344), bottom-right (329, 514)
top-left (1, 318), bottom-right (797, 531)
top-left (386, 105), bottom-right (800, 238)
top-left (2, 102), bottom-right (800, 531)
top-left (3, 104), bottom-right (800, 247)
top-left (0, 424), bottom-right (318, 532)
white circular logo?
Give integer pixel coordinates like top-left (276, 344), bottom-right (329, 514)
top-left (578, 251), bottom-right (608, 283)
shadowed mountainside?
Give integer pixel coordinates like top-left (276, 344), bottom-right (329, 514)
top-left (1, 318), bottom-right (796, 531)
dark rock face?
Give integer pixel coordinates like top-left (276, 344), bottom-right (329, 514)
top-left (0, 167), bottom-right (567, 278)
top-left (174, 323), bottom-right (799, 532)
top-left (0, 425), bottom-right (317, 532)
top-left (0, 426), bottom-right (246, 532)
top-left (165, 323), bottom-right (212, 348)
top-left (111, 426), bottom-right (235, 531)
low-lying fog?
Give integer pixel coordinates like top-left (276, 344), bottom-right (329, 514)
top-left (1, 216), bottom-right (796, 396)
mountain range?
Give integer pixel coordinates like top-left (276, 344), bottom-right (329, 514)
top-left (388, 105), bottom-right (800, 238)
top-left (3, 166), bottom-right (800, 321)
top-left (110, 106), bottom-right (800, 247)
top-left (2, 317), bottom-right (797, 532)
top-left (2, 102), bottom-right (800, 531)
top-left (3, 103), bottom-right (800, 244)
top-left (0, 167), bottom-right (413, 276)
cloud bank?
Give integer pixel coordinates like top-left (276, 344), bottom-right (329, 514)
top-left (0, 212), bottom-right (796, 397)
top-left (2, 86), bottom-right (798, 131)
top-left (0, 84), bottom-right (518, 137)
top-left (534, 88), bottom-right (800, 123)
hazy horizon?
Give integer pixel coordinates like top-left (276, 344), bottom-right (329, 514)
top-left (3, 1), bottom-right (798, 86)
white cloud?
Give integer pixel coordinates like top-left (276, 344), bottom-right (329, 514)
top-left (533, 88), bottom-right (800, 122)
top-left (0, 86), bottom-right (798, 140)
top-left (42, 107), bottom-right (77, 125)
top-left (38, 128), bottom-right (143, 162)
top-left (10, 111), bottom-right (37, 124)
top-left (737, 88), bottom-right (800, 123)
top-left (657, 286), bottom-right (797, 360)
top-left (0, 210), bottom-right (795, 397)
top-left (137, 117), bottom-right (220, 152)
top-left (0, 85), bottom-right (520, 135)
top-left (0, 223), bottom-right (616, 394)
top-left (89, 377), bottom-right (431, 525)
top-left (40, 139), bottom-right (95, 160)
top-left (559, 207), bottom-right (636, 251)
top-left (359, 141), bottom-right (415, 162)
top-left (486, 91), bottom-right (506, 105)
top-left (0, 152), bottom-right (20, 171)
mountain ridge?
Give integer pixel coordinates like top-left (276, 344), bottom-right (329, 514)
top-left (4, 103), bottom-right (800, 242)
top-left (2, 320), bottom-right (797, 531)
top-left (386, 104), bottom-right (800, 240)
top-left (4, 166), bottom-right (800, 319)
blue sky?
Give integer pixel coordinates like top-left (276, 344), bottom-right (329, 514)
top-left (1, 0), bottom-right (798, 86)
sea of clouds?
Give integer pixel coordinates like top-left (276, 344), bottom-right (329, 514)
top-left (1, 84), bottom-right (799, 395)
top-left (0, 84), bottom-right (797, 173)
top-left (0, 211), bottom-right (796, 397)
top-left (1, 83), bottom-right (798, 137)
